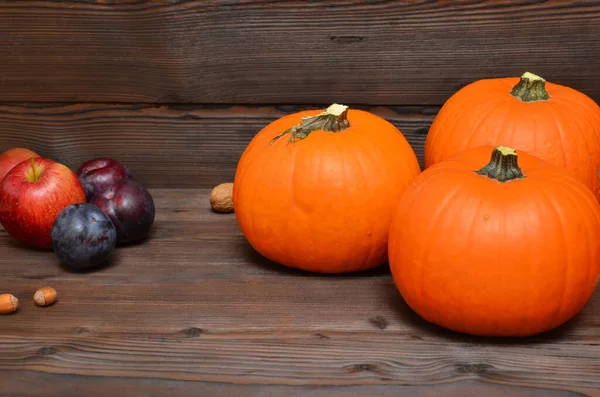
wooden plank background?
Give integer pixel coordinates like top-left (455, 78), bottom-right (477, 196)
top-left (1, 0), bottom-right (600, 105)
top-left (1, 1), bottom-right (600, 187)
top-left (0, 104), bottom-right (435, 188)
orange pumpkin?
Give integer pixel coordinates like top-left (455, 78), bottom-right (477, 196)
top-left (425, 72), bottom-right (600, 200)
top-left (233, 104), bottom-right (420, 273)
top-left (388, 145), bottom-right (600, 337)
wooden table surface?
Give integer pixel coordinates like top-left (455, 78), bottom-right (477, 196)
top-left (0, 188), bottom-right (598, 397)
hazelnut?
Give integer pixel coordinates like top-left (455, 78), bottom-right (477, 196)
top-left (0, 293), bottom-right (18, 314)
top-left (34, 287), bottom-right (57, 307)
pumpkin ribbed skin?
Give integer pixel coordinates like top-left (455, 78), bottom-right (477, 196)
top-left (234, 107), bottom-right (420, 273)
top-left (389, 145), bottom-right (600, 337)
top-left (424, 75), bottom-right (600, 200)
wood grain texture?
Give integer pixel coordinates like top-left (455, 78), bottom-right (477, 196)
top-left (2, 374), bottom-right (595, 397)
top-left (0, 104), bottom-right (434, 188)
top-left (0, 189), bottom-right (598, 396)
top-left (1, 1), bottom-right (600, 105)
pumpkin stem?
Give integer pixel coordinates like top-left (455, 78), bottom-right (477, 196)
top-left (475, 146), bottom-right (525, 183)
top-left (510, 72), bottom-right (551, 102)
top-left (270, 103), bottom-right (350, 144)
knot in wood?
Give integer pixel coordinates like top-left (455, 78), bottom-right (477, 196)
top-left (345, 363), bottom-right (377, 373)
top-left (369, 316), bottom-right (389, 329)
top-left (182, 327), bottom-right (207, 337)
top-left (458, 363), bottom-right (493, 374)
top-left (37, 346), bottom-right (57, 356)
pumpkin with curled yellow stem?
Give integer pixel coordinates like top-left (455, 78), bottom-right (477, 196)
top-left (425, 72), bottom-right (600, 200)
top-left (234, 104), bottom-right (420, 273)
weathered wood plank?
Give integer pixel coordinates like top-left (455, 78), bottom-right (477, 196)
top-left (1, 371), bottom-right (595, 397)
top-left (0, 333), bottom-right (598, 396)
top-left (1, 1), bottom-right (600, 104)
top-left (0, 104), bottom-right (434, 188)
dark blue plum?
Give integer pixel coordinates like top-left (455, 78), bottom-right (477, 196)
top-left (51, 203), bottom-right (117, 271)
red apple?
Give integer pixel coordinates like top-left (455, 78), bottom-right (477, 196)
top-left (76, 158), bottom-right (132, 202)
top-left (0, 158), bottom-right (86, 249)
top-left (0, 148), bottom-right (40, 182)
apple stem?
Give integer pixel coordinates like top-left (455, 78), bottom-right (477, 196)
top-left (30, 157), bottom-right (42, 182)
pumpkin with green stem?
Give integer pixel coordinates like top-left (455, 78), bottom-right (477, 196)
top-left (389, 145), bottom-right (600, 337)
top-left (425, 72), bottom-right (600, 200)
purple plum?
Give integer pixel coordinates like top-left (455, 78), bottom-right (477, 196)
top-left (76, 158), bottom-right (132, 202)
top-left (91, 180), bottom-right (155, 245)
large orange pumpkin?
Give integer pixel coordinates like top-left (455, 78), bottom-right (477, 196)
top-left (424, 72), bottom-right (600, 200)
top-left (389, 145), bottom-right (600, 337)
top-left (233, 104), bottom-right (420, 273)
